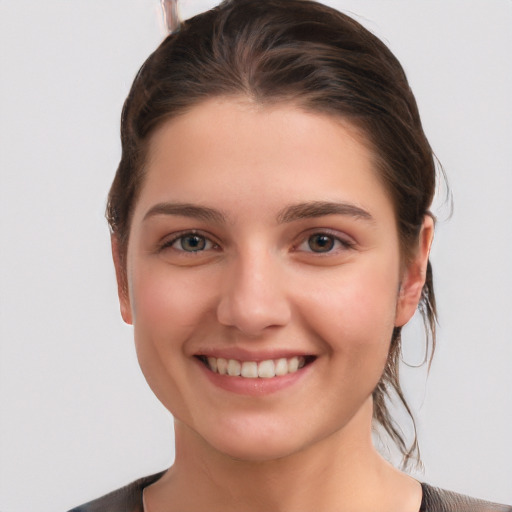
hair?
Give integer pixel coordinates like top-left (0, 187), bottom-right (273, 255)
top-left (107, 0), bottom-right (437, 468)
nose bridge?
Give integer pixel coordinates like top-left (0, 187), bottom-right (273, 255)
top-left (216, 245), bottom-right (291, 335)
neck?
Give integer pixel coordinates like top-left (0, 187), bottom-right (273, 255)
top-left (145, 399), bottom-right (421, 512)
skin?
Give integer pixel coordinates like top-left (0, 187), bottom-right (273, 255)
top-left (113, 97), bottom-right (433, 512)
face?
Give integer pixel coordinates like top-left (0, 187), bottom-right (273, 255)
top-left (115, 98), bottom-right (432, 461)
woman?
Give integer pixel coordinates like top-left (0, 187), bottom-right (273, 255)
top-left (69, 1), bottom-right (511, 510)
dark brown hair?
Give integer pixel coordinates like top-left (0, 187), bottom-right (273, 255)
top-left (108, 0), bottom-right (437, 467)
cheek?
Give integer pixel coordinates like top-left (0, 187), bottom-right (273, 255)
top-left (127, 265), bottom-right (221, 417)
top-left (130, 265), bottom-right (218, 336)
top-left (128, 263), bottom-right (217, 391)
top-left (293, 262), bottom-right (399, 357)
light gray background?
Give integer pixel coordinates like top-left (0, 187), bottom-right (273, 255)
top-left (1, 1), bottom-right (511, 511)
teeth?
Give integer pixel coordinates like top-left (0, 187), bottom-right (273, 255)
top-left (217, 357), bottom-right (228, 375)
top-left (207, 357), bottom-right (217, 373)
top-left (288, 356), bottom-right (299, 373)
top-left (241, 361), bottom-right (258, 378)
top-left (227, 359), bottom-right (241, 376)
top-left (203, 356), bottom-right (308, 378)
top-left (258, 359), bottom-right (275, 378)
top-left (275, 358), bottom-right (288, 376)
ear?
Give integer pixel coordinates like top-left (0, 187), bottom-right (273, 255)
top-left (111, 235), bottom-right (133, 325)
top-left (395, 216), bottom-right (435, 327)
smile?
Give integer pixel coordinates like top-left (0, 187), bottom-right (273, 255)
top-left (196, 356), bottom-right (313, 378)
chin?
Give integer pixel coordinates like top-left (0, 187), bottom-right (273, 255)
top-left (211, 437), bottom-right (305, 463)
top-left (194, 417), bottom-right (334, 464)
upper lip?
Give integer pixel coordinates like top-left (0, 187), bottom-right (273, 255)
top-left (193, 347), bottom-right (315, 362)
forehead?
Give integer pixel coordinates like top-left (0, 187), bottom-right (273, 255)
top-left (136, 97), bottom-right (393, 223)
top-left (148, 97), bottom-right (373, 166)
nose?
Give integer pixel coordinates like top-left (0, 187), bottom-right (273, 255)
top-left (216, 251), bottom-right (291, 336)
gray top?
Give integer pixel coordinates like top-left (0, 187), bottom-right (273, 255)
top-left (69, 471), bottom-right (512, 512)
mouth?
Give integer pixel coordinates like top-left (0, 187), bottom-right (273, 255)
top-left (195, 355), bottom-right (316, 379)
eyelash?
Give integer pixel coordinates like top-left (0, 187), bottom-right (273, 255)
top-left (159, 231), bottom-right (219, 253)
top-left (158, 230), bottom-right (354, 255)
top-left (294, 231), bottom-right (355, 254)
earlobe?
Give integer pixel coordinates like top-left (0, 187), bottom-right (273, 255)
top-left (111, 235), bottom-right (133, 325)
top-left (395, 216), bottom-right (435, 327)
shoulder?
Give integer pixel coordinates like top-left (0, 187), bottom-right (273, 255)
top-left (421, 483), bottom-right (512, 512)
top-left (67, 472), bottom-right (165, 512)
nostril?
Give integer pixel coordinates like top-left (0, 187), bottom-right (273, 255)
top-left (216, 294), bottom-right (292, 335)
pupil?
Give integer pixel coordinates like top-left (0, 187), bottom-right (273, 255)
top-left (309, 234), bottom-right (334, 252)
top-left (182, 235), bottom-right (205, 251)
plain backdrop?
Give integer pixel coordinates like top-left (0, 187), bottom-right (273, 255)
top-left (1, 1), bottom-right (511, 511)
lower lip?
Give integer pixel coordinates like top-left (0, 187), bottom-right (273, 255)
top-left (194, 358), bottom-right (313, 396)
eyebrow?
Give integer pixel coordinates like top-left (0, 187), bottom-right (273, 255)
top-left (142, 200), bottom-right (373, 225)
top-left (277, 201), bottom-right (374, 223)
top-left (143, 202), bottom-right (227, 224)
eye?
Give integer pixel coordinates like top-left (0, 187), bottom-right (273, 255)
top-left (162, 232), bottom-right (217, 253)
top-left (307, 233), bottom-right (336, 252)
top-left (296, 232), bottom-right (354, 254)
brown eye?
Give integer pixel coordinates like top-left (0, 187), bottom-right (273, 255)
top-left (307, 234), bottom-right (335, 252)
